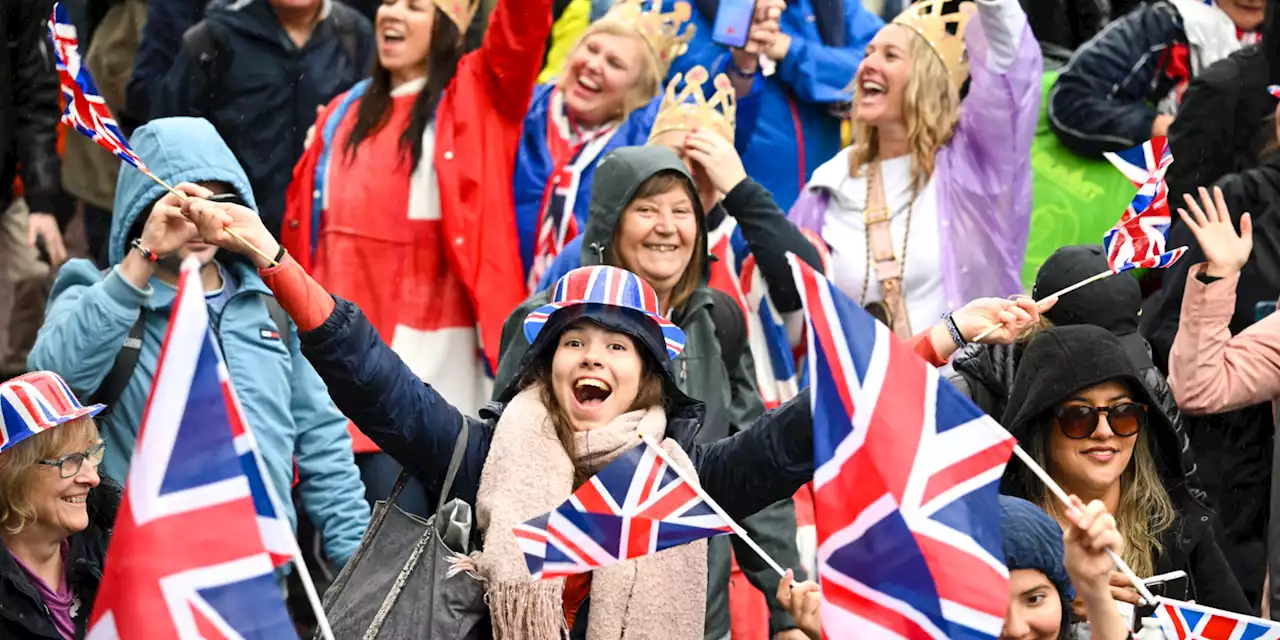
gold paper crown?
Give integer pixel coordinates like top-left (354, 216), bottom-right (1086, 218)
top-left (647, 66), bottom-right (736, 144)
top-left (891, 0), bottom-right (974, 91)
top-left (598, 0), bottom-right (696, 75)
top-left (433, 0), bottom-right (480, 34)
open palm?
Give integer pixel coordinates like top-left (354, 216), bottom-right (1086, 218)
top-left (1178, 186), bottom-right (1253, 278)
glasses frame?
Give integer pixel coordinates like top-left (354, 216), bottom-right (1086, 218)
top-left (1053, 402), bottom-right (1148, 440)
top-left (37, 441), bottom-right (107, 479)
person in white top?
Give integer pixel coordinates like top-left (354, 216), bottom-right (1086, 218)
top-left (786, 0), bottom-right (1042, 340)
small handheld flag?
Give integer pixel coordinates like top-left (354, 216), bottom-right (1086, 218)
top-left (515, 437), bottom-right (733, 580)
top-left (48, 3), bottom-right (147, 171)
top-left (1156, 597), bottom-right (1280, 639)
top-left (1102, 139), bottom-right (1187, 272)
top-left (1103, 136), bottom-right (1168, 188)
top-left (790, 254), bottom-right (1016, 639)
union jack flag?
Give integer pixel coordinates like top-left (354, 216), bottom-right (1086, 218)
top-left (1103, 136), bottom-right (1169, 187)
top-left (48, 3), bottom-right (148, 171)
top-left (1157, 598), bottom-right (1280, 640)
top-left (514, 439), bottom-right (732, 579)
top-left (1102, 139), bottom-right (1187, 272)
top-left (87, 257), bottom-right (297, 640)
top-left (790, 255), bottom-right (1015, 639)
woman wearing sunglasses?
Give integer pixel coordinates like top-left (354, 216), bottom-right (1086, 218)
top-left (0, 371), bottom-right (115, 640)
top-left (999, 325), bottom-right (1250, 617)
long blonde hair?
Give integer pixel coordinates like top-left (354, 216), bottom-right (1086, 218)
top-left (0, 417), bottom-right (101, 535)
top-left (558, 21), bottom-right (665, 122)
top-left (1027, 422), bottom-right (1177, 577)
top-left (847, 26), bottom-right (961, 194)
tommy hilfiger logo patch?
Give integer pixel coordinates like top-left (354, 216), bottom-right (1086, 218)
top-left (260, 328), bottom-right (281, 341)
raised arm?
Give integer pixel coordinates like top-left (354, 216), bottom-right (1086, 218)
top-left (1168, 187), bottom-right (1280, 414)
top-left (476, 0), bottom-right (556, 123)
top-left (179, 191), bottom-right (490, 505)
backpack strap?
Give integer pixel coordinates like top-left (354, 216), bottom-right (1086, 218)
top-left (182, 20), bottom-right (226, 96)
top-left (262, 295), bottom-right (294, 348)
top-left (88, 311), bottom-right (146, 417)
top-left (706, 288), bottom-right (747, 375)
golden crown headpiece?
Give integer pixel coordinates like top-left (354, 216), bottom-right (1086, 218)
top-left (890, 0), bottom-right (975, 91)
top-left (597, 0), bottom-right (696, 76)
top-left (433, 0), bottom-right (481, 34)
top-left (647, 66), bottom-right (736, 144)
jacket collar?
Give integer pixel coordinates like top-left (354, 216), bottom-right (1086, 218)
top-left (142, 259), bottom-right (270, 311)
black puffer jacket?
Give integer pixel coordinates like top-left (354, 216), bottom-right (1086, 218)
top-left (0, 478), bottom-right (120, 640)
top-left (1, 0), bottom-right (64, 218)
top-left (999, 326), bottom-right (1249, 613)
top-left (1048, 0), bottom-right (1185, 157)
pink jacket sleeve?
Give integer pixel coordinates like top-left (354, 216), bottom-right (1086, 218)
top-left (1168, 263), bottom-right (1280, 414)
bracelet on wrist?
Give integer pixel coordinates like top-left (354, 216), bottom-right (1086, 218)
top-left (130, 238), bottom-right (159, 263)
top-left (943, 313), bottom-right (968, 349)
top-left (273, 244), bottom-right (287, 264)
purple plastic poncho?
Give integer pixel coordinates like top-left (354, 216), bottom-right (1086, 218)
top-left (788, 0), bottom-right (1043, 311)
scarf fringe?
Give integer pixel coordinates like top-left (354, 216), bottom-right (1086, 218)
top-left (486, 581), bottom-right (567, 640)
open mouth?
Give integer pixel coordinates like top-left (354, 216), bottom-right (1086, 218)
top-left (381, 27), bottom-right (406, 43)
top-left (573, 378), bottom-right (612, 406)
top-left (860, 80), bottom-right (886, 97)
top-left (61, 495), bottom-right (87, 505)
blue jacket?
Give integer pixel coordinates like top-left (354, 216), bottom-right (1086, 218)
top-left (668, 0), bottom-right (882, 208)
top-left (126, 0), bottom-right (208, 123)
top-left (512, 74), bottom-right (762, 273)
top-left (152, 0), bottom-right (373, 235)
top-left (28, 117), bottom-right (369, 568)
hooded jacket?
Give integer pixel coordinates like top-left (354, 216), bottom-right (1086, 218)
top-left (27, 117), bottom-right (369, 569)
top-left (999, 326), bottom-right (1248, 614)
top-left (0, 478), bottom-right (120, 640)
top-left (151, 0), bottom-right (373, 235)
top-left (495, 146), bottom-right (806, 636)
top-left (289, 260), bottom-right (815, 638)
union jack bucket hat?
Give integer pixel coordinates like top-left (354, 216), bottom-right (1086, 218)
top-left (1, 371), bottom-right (105, 454)
top-left (524, 266), bottom-right (687, 360)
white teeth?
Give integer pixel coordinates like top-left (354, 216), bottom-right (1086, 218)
top-left (861, 80), bottom-right (886, 94)
top-left (382, 28), bottom-right (404, 39)
top-left (579, 77), bottom-right (602, 91)
top-left (62, 496), bottom-right (86, 504)
top-left (575, 378), bottom-right (611, 392)
top-left (645, 244), bottom-right (678, 253)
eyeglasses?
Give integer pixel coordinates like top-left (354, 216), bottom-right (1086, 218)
top-left (37, 441), bottom-right (106, 479)
top-left (1053, 403), bottom-right (1147, 439)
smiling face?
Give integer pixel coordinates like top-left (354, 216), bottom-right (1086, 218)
top-left (853, 25), bottom-right (916, 129)
top-left (550, 322), bottom-right (646, 432)
top-left (1000, 570), bottom-right (1063, 640)
top-left (377, 0), bottom-right (436, 86)
top-left (612, 175), bottom-right (699, 306)
top-left (1047, 380), bottom-right (1139, 498)
top-left (561, 29), bottom-right (652, 127)
top-left (26, 442), bottom-right (101, 540)
top-left (1219, 0), bottom-right (1266, 31)
top-left (0, 417), bottom-right (102, 543)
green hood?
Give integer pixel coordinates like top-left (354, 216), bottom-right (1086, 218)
top-left (109, 117), bottom-right (258, 266)
top-left (576, 146), bottom-right (709, 284)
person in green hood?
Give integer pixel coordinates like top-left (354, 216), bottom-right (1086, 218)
top-left (495, 144), bottom-right (821, 639)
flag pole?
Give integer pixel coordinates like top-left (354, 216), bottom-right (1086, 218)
top-left (1010, 444), bottom-right (1157, 604)
top-left (969, 269), bottom-right (1116, 343)
top-left (139, 169), bottom-right (280, 268)
top-left (639, 434), bottom-right (792, 579)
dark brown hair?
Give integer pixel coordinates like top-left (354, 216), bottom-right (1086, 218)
top-left (343, 9), bottom-right (463, 170)
top-left (522, 324), bottom-right (665, 485)
top-left (607, 171), bottom-right (706, 316)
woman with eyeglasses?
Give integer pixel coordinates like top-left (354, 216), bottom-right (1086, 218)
top-left (0, 371), bottom-right (115, 640)
top-left (999, 325), bottom-right (1250, 616)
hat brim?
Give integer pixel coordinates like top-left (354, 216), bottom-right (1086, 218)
top-left (524, 301), bottom-right (686, 360)
top-left (0, 403), bottom-right (105, 454)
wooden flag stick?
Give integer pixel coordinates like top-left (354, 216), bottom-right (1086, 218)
top-left (1011, 444), bottom-right (1157, 604)
top-left (969, 269), bottom-right (1116, 343)
top-left (639, 434), bottom-right (790, 579)
top-left (141, 170), bottom-right (279, 268)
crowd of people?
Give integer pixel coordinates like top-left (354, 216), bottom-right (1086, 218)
top-left (2, 0), bottom-right (1280, 637)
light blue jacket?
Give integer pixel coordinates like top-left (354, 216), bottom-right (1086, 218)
top-left (29, 117), bottom-right (368, 568)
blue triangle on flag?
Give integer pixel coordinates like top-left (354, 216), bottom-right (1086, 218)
top-left (160, 334), bottom-right (242, 496)
top-left (1180, 607), bottom-right (1203, 630)
top-left (197, 572), bottom-right (297, 638)
top-left (1241, 622), bottom-right (1274, 640)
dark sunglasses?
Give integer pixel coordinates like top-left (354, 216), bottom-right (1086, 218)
top-left (1053, 402), bottom-right (1147, 439)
